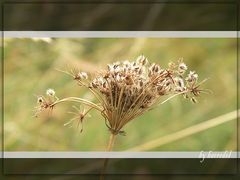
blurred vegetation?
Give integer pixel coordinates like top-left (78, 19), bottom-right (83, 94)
top-left (4, 38), bottom-right (237, 151)
top-left (3, 3), bottom-right (236, 31)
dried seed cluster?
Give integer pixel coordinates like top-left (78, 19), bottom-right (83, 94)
top-left (35, 55), bottom-right (208, 135)
top-left (89, 56), bottom-right (191, 112)
top-left (34, 89), bottom-right (58, 117)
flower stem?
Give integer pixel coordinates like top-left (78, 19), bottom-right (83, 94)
top-left (99, 133), bottom-right (116, 180)
top-left (51, 97), bottom-right (103, 111)
top-left (106, 133), bottom-right (116, 151)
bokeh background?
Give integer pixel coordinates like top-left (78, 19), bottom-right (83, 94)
top-left (4, 38), bottom-right (237, 151)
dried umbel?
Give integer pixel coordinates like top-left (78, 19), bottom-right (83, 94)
top-left (35, 55), bottom-right (209, 136)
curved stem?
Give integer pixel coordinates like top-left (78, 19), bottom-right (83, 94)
top-left (160, 91), bottom-right (187, 105)
top-left (51, 97), bottom-right (103, 111)
top-left (99, 133), bottom-right (116, 180)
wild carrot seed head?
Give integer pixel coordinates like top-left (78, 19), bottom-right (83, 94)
top-left (35, 55), bottom-right (209, 135)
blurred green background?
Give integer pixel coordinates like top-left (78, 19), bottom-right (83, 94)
top-left (4, 38), bottom-right (237, 151)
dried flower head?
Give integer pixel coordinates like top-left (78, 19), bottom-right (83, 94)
top-left (34, 90), bottom-right (58, 117)
top-left (35, 55), bottom-right (209, 135)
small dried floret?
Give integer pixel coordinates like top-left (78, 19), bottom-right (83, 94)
top-left (191, 97), bottom-right (198, 103)
top-left (46, 89), bottom-right (55, 96)
top-left (78, 72), bottom-right (88, 79)
top-left (91, 79), bottom-right (99, 88)
top-left (149, 63), bottom-right (155, 72)
top-left (186, 71), bottom-right (198, 83)
top-left (174, 77), bottom-right (185, 88)
top-left (168, 62), bottom-right (176, 69)
top-left (107, 64), bottom-right (113, 71)
top-left (136, 55), bottom-right (148, 65)
top-left (178, 62), bottom-right (188, 74)
top-left (37, 97), bottom-right (44, 104)
top-left (179, 62), bottom-right (187, 71)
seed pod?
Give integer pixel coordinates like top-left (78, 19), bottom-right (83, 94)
top-left (191, 97), bottom-right (198, 103)
top-left (125, 75), bottom-right (133, 85)
top-left (168, 62), bottom-right (176, 69)
top-left (183, 93), bottom-right (189, 99)
top-left (107, 64), bottom-right (112, 71)
top-left (103, 81), bottom-right (107, 88)
top-left (186, 71), bottom-right (198, 83)
top-left (101, 88), bottom-right (110, 96)
top-left (154, 64), bottom-right (160, 73)
top-left (157, 86), bottom-right (166, 95)
top-left (123, 60), bottom-right (130, 66)
top-left (37, 97), bottom-right (44, 104)
top-left (91, 81), bottom-right (98, 88)
top-left (178, 62), bottom-right (187, 74)
top-left (141, 58), bottom-right (148, 66)
top-left (136, 55), bottom-right (148, 65)
top-left (175, 86), bottom-right (183, 92)
top-left (148, 71), bottom-right (152, 77)
top-left (123, 67), bottom-right (127, 73)
top-left (79, 72), bottom-right (88, 79)
top-left (165, 80), bottom-right (171, 87)
top-left (149, 63), bottom-right (156, 72)
top-left (134, 67), bottom-right (140, 71)
top-left (192, 90), bottom-right (200, 96)
top-left (104, 72), bottom-right (110, 79)
top-left (175, 77), bottom-right (184, 88)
